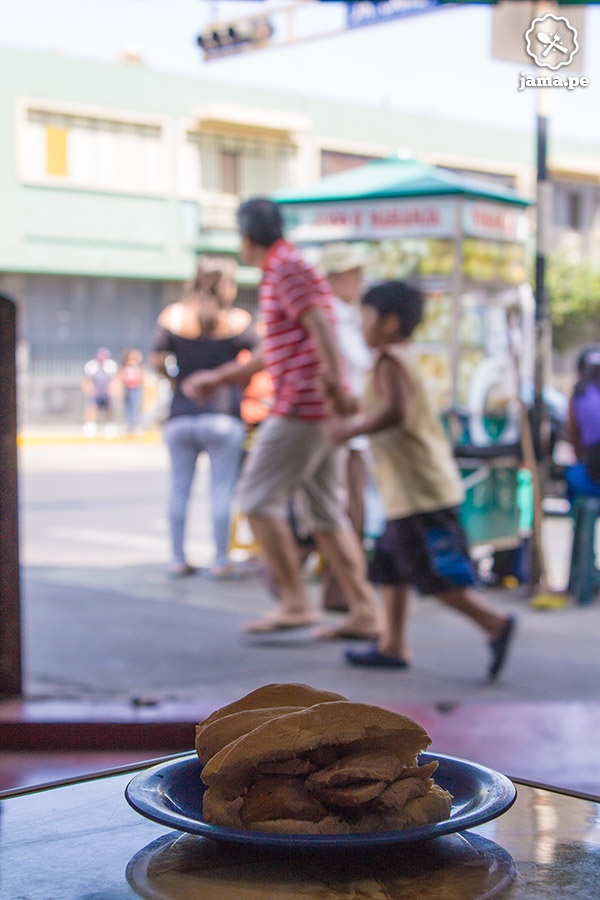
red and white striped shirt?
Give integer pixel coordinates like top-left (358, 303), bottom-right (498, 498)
top-left (260, 239), bottom-right (336, 421)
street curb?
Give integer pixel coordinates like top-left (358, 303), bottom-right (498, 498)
top-left (0, 720), bottom-right (194, 752)
top-left (17, 430), bottom-right (162, 446)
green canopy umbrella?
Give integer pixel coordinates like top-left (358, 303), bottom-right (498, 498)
top-left (273, 156), bottom-right (530, 207)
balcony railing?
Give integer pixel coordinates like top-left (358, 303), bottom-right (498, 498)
top-left (198, 194), bottom-right (239, 232)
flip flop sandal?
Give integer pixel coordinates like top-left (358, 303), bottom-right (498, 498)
top-left (200, 566), bottom-right (245, 581)
top-left (312, 625), bottom-right (380, 641)
top-left (243, 614), bottom-right (321, 634)
top-left (167, 564), bottom-right (197, 579)
top-left (345, 644), bottom-right (411, 669)
top-left (488, 615), bottom-right (517, 680)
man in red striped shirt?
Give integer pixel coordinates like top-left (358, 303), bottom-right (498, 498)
top-left (183, 198), bottom-right (379, 639)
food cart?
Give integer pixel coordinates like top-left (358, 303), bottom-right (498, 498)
top-left (273, 157), bottom-right (533, 551)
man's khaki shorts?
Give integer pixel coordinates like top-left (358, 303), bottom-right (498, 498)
top-left (236, 415), bottom-right (349, 532)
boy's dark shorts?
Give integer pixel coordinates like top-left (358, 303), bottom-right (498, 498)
top-left (368, 507), bottom-right (477, 595)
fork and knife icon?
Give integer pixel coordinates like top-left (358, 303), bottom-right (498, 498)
top-left (537, 28), bottom-right (568, 57)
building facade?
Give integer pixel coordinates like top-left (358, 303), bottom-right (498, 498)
top-left (1, 46), bottom-right (599, 421)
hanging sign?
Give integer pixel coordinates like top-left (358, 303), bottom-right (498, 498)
top-left (462, 201), bottom-right (529, 242)
top-left (281, 198), bottom-right (457, 242)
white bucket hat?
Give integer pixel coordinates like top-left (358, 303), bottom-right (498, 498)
top-left (319, 242), bottom-right (371, 276)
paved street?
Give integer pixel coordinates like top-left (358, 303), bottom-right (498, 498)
top-left (18, 438), bottom-right (596, 709)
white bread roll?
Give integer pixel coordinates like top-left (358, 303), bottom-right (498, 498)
top-left (198, 687), bottom-right (449, 835)
top-left (195, 706), bottom-right (303, 766)
top-left (198, 683), bottom-right (347, 731)
top-left (202, 701), bottom-right (431, 791)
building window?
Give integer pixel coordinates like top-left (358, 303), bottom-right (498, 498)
top-left (22, 109), bottom-right (165, 192)
top-left (320, 150), bottom-right (381, 177)
top-left (568, 191), bottom-right (582, 230)
top-left (221, 150), bottom-right (239, 194)
top-left (185, 131), bottom-right (296, 200)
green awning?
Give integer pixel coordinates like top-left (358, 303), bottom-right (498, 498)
top-left (196, 231), bottom-right (241, 254)
top-left (272, 157), bottom-right (531, 207)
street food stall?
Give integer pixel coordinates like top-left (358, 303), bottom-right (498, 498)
top-left (273, 157), bottom-right (533, 551)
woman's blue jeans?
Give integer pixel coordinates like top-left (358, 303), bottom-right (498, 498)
top-left (163, 414), bottom-right (245, 567)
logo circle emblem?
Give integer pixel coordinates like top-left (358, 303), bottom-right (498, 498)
top-left (525, 13), bottom-right (579, 71)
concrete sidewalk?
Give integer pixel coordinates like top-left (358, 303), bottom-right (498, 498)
top-left (17, 438), bottom-right (583, 707)
top-left (20, 562), bottom-right (593, 706)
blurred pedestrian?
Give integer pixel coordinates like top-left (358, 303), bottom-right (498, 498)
top-left (81, 347), bottom-right (118, 437)
top-left (183, 198), bottom-right (380, 639)
top-left (565, 347), bottom-right (600, 501)
top-left (149, 256), bottom-right (259, 579)
top-left (318, 242), bottom-right (374, 612)
top-left (329, 281), bottom-right (516, 680)
top-left (119, 348), bottom-right (145, 434)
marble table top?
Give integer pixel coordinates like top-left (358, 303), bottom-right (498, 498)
top-left (1, 757), bottom-right (599, 899)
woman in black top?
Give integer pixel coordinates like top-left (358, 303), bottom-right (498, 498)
top-left (150, 256), bottom-right (259, 577)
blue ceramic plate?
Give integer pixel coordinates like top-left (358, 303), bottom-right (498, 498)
top-left (125, 752), bottom-right (516, 849)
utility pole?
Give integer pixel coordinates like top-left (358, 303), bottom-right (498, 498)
top-left (0, 294), bottom-right (22, 699)
top-left (533, 80), bottom-right (552, 460)
top-left (493, 0), bottom-right (585, 457)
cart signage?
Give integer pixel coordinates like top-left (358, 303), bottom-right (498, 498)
top-left (462, 202), bottom-right (529, 243)
top-left (281, 198), bottom-right (456, 242)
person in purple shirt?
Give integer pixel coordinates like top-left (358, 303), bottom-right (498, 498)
top-left (565, 348), bottom-right (600, 499)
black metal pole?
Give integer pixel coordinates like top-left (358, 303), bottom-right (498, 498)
top-left (533, 98), bottom-right (550, 461)
top-left (0, 293), bottom-right (22, 698)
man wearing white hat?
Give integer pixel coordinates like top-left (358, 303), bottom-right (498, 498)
top-left (319, 242), bottom-right (375, 612)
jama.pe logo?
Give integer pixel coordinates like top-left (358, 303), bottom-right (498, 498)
top-left (525, 12), bottom-right (579, 70)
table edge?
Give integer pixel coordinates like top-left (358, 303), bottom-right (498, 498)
top-left (1, 754), bottom-right (599, 805)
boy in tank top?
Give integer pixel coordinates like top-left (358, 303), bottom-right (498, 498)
top-left (328, 281), bottom-right (516, 680)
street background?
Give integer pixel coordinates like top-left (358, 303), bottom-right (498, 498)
top-left (1, 1), bottom-right (600, 805)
